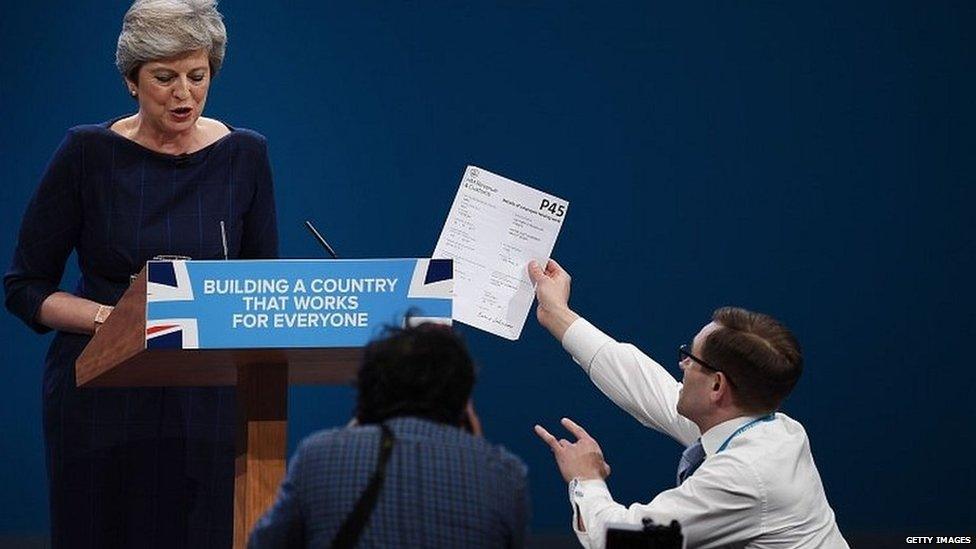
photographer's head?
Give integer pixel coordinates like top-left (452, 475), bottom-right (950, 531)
top-left (677, 307), bottom-right (802, 428)
top-left (356, 323), bottom-right (475, 425)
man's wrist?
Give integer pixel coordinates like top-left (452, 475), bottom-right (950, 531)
top-left (542, 305), bottom-right (579, 341)
top-left (570, 472), bottom-right (604, 483)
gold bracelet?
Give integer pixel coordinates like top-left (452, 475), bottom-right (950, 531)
top-left (93, 305), bottom-right (113, 333)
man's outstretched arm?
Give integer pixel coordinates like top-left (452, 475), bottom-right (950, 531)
top-left (528, 260), bottom-right (699, 445)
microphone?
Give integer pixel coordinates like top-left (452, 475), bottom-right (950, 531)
top-left (304, 220), bottom-right (339, 258)
top-left (219, 221), bottom-right (229, 260)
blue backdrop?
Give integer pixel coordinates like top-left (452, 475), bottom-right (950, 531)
top-left (1, 0), bottom-right (973, 543)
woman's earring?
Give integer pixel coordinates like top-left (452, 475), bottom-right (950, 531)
top-left (130, 89), bottom-right (137, 97)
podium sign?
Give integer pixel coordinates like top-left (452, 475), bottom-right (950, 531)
top-left (146, 258), bottom-right (453, 349)
top-left (76, 257), bottom-right (453, 548)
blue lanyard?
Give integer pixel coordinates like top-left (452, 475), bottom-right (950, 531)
top-left (715, 413), bottom-right (776, 453)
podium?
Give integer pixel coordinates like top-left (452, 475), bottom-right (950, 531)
top-left (76, 259), bottom-right (453, 548)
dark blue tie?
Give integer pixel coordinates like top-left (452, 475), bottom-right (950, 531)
top-left (676, 439), bottom-right (705, 486)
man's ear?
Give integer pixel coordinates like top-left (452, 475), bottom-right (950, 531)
top-left (710, 373), bottom-right (730, 403)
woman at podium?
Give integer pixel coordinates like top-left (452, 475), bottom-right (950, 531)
top-left (3, 1), bottom-right (278, 547)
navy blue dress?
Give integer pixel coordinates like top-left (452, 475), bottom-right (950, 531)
top-left (4, 120), bottom-right (278, 548)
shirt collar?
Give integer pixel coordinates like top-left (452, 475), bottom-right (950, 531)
top-left (700, 415), bottom-right (761, 457)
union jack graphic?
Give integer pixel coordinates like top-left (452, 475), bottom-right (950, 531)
top-left (146, 318), bottom-right (199, 349)
top-left (405, 258), bottom-right (453, 326)
top-left (147, 260), bottom-right (194, 302)
top-left (146, 261), bottom-right (198, 348)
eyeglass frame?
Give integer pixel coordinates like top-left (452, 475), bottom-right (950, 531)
top-left (678, 344), bottom-right (736, 387)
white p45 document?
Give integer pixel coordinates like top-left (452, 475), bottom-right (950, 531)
top-left (433, 166), bottom-right (569, 340)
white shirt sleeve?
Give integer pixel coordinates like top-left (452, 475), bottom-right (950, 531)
top-left (570, 453), bottom-right (765, 549)
top-left (561, 318), bottom-right (700, 446)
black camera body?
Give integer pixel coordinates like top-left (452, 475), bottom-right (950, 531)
top-left (605, 518), bottom-right (683, 549)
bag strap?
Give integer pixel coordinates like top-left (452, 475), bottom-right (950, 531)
top-left (330, 423), bottom-right (396, 549)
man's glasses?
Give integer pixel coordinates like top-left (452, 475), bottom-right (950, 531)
top-left (678, 344), bottom-right (735, 386)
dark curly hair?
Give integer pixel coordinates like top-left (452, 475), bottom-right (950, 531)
top-left (355, 323), bottom-right (475, 425)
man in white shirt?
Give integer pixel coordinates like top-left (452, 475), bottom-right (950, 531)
top-left (528, 259), bottom-right (848, 549)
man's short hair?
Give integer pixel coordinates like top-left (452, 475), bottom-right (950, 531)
top-left (356, 323), bottom-right (475, 425)
top-left (703, 307), bottom-right (803, 413)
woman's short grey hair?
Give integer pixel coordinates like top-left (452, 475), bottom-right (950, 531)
top-left (116, 0), bottom-right (227, 82)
